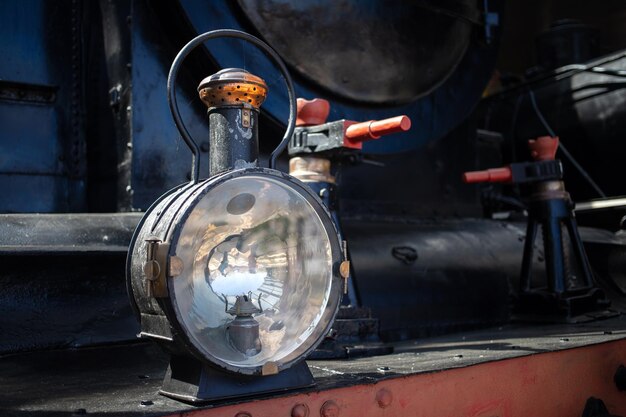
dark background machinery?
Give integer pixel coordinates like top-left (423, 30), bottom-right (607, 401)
top-left (0, 0), bottom-right (505, 352)
top-left (3, 1), bottom-right (626, 409)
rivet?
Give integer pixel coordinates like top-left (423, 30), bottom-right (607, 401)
top-left (291, 403), bottom-right (309, 417)
top-left (339, 261), bottom-right (350, 279)
top-left (320, 400), bottom-right (339, 417)
top-left (376, 389), bottom-right (392, 408)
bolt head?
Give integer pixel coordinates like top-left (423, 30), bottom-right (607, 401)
top-left (376, 389), bottom-right (392, 408)
top-left (291, 403), bottom-right (309, 417)
top-left (320, 401), bottom-right (339, 417)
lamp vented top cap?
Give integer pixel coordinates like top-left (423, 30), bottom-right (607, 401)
top-left (198, 68), bottom-right (268, 109)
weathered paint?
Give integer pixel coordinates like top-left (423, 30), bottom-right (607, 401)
top-left (175, 339), bottom-right (626, 417)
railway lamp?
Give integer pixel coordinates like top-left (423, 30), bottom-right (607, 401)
top-left (126, 30), bottom-right (345, 403)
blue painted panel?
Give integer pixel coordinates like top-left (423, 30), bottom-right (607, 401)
top-left (0, 175), bottom-right (83, 213)
top-left (177, 0), bottom-right (500, 154)
top-left (0, 0), bottom-right (85, 212)
top-left (130, 1), bottom-right (210, 209)
top-left (0, 103), bottom-right (62, 174)
top-left (0, 1), bottom-right (49, 84)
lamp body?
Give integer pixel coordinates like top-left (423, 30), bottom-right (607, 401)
top-left (126, 167), bottom-right (343, 377)
top-left (208, 107), bottom-right (260, 176)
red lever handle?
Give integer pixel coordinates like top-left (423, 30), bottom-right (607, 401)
top-left (462, 167), bottom-right (512, 184)
top-left (296, 98), bottom-right (330, 126)
top-left (345, 115), bottom-right (411, 144)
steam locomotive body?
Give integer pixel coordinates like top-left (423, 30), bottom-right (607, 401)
top-left (3, 1), bottom-right (626, 416)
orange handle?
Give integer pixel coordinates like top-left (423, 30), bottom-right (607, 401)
top-left (462, 167), bottom-right (513, 184)
top-left (528, 136), bottom-right (559, 161)
top-left (345, 115), bottom-right (411, 144)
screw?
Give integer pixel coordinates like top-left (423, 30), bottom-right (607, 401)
top-left (235, 413), bottom-right (252, 417)
top-left (291, 403), bottom-right (309, 417)
top-left (376, 389), bottom-right (392, 408)
top-left (320, 401), bottom-right (339, 417)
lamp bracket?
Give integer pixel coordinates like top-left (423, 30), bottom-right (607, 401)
top-left (142, 240), bottom-right (170, 298)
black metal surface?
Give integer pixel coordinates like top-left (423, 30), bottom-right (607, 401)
top-left (517, 194), bottom-right (610, 321)
top-left (208, 107), bottom-right (260, 176)
top-left (0, 212), bottom-right (622, 358)
top-left (521, 199), bottom-right (581, 294)
top-left (335, 119), bottom-right (502, 220)
top-left (0, 213), bottom-right (142, 354)
top-left (344, 215), bottom-right (626, 340)
top-left (99, 0), bottom-right (134, 211)
top-left (3, 319), bottom-right (626, 416)
top-left (0, 213), bottom-right (141, 254)
top-left (509, 160), bottom-right (563, 183)
top-left (343, 218), bottom-right (524, 341)
top-left (535, 20), bottom-right (601, 74)
top-left (310, 306), bottom-right (392, 360)
top-left (288, 120), bottom-right (351, 157)
top-left (237, 0), bottom-right (476, 105)
top-left (161, 356), bottom-right (314, 404)
top-left (300, 179), bottom-right (386, 359)
top-left (479, 50), bottom-right (626, 202)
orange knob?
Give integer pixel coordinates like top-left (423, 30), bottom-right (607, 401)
top-left (529, 136), bottom-right (559, 161)
top-left (296, 98), bottom-right (330, 126)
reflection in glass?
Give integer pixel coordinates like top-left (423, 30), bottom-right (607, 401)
top-left (171, 175), bottom-right (333, 369)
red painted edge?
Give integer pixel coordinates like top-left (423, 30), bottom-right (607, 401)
top-left (176, 339), bottom-right (626, 417)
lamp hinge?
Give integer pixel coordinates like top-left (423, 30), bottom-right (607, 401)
top-left (143, 238), bottom-right (171, 298)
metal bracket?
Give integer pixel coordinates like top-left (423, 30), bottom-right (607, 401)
top-left (339, 240), bottom-right (350, 295)
top-left (241, 108), bottom-right (251, 128)
top-left (142, 239), bottom-right (171, 298)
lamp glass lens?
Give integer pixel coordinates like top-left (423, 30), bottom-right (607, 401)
top-left (171, 175), bottom-right (333, 368)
